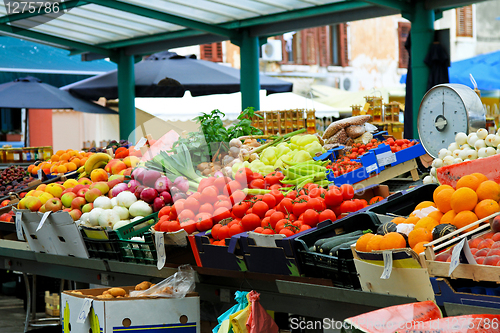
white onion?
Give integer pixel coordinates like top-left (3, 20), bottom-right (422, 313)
top-left (486, 147), bottom-right (496, 157)
top-left (477, 128), bottom-right (488, 140)
top-left (113, 206), bottom-right (129, 220)
top-left (438, 148), bottom-right (451, 160)
top-left (88, 208), bottom-right (104, 226)
top-left (467, 133), bottom-right (479, 147)
top-left (113, 220), bottom-right (131, 230)
top-left (430, 167), bottom-right (436, 176)
top-left (110, 197), bottom-right (118, 207)
top-left (455, 132), bottom-right (467, 145)
top-left (452, 150), bottom-right (461, 158)
top-left (432, 158), bottom-right (444, 168)
top-left (460, 143), bottom-right (471, 150)
top-left (453, 158), bottom-right (463, 164)
top-left (448, 142), bottom-right (459, 152)
top-left (465, 149), bottom-right (478, 160)
top-left (93, 196), bottom-right (112, 210)
top-left (80, 212), bottom-right (90, 224)
top-left (98, 210), bottom-right (120, 229)
top-left (474, 139), bottom-right (486, 150)
top-left (423, 175), bottom-right (433, 185)
top-left (116, 191), bottom-right (137, 208)
top-left (478, 147), bottom-right (488, 158)
top-left (443, 156), bottom-right (455, 165)
top-left (458, 150), bottom-right (469, 160)
top-left (128, 200), bottom-right (152, 217)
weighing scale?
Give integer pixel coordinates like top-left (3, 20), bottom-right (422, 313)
top-left (417, 83), bottom-right (486, 158)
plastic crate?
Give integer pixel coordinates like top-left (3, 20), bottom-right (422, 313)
top-left (294, 212), bottom-right (381, 289)
top-left (80, 227), bottom-right (121, 261)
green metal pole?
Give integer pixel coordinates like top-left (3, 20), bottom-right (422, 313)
top-left (410, 2), bottom-right (434, 139)
top-left (240, 30), bottom-right (260, 111)
top-left (117, 50), bottom-right (136, 142)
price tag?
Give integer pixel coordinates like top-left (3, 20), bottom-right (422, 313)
top-left (134, 137), bottom-right (147, 150)
top-left (380, 251), bottom-right (393, 279)
top-left (155, 232), bottom-right (166, 270)
top-left (15, 211), bottom-right (24, 241)
top-left (366, 164), bottom-right (377, 173)
top-left (36, 211), bottom-right (51, 232)
top-left (376, 151), bottom-right (397, 167)
top-left (37, 168), bottom-right (43, 180)
top-left (76, 298), bottom-right (93, 324)
top-left (449, 238), bottom-right (466, 275)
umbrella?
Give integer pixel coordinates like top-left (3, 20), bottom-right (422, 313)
top-left (0, 76), bottom-right (117, 113)
top-left (62, 51), bottom-right (293, 100)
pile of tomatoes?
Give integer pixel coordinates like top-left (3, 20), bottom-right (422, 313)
top-left (327, 158), bottom-right (363, 177)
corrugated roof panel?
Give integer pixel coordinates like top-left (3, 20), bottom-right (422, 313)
top-left (206, 0), bottom-right (283, 15)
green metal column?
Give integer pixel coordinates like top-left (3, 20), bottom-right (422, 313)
top-left (240, 30), bottom-right (260, 110)
top-left (117, 49), bottom-right (136, 141)
top-left (410, 2), bottom-right (434, 139)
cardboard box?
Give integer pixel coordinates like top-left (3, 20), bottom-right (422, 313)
top-left (45, 291), bottom-right (60, 317)
top-left (61, 287), bottom-right (200, 333)
top-left (193, 231), bottom-right (247, 271)
top-left (431, 277), bottom-right (500, 310)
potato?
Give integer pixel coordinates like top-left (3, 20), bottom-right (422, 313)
top-left (107, 287), bottom-right (126, 297)
top-left (135, 281), bottom-right (152, 291)
top-left (97, 294), bottom-right (114, 299)
top-left (70, 291), bottom-right (83, 295)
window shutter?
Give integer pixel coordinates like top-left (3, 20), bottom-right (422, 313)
top-left (456, 6), bottom-right (473, 37)
top-left (199, 42), bottom-right (223, 62)
top-left (277, 35), bottom-right (287, 64)
top-left (398, 22), bottom-right (411, 69)
top-left (318, 26), bottom-right (330, 67)
top-left (300, 29), bottom-right (317, 65)
top-left (339, 23), bottom-right (349, 67)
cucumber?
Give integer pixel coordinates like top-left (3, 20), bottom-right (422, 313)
top-left (314, 230), bottom-right (364, 252)
top-left (329, 239), bottom-right (358, 256)
top-left (319, 235), bottom-right (362, 254)
top-left (308, 246), bottom-right (315, 252)
top-left (313, 238), bottom-right (330, 252)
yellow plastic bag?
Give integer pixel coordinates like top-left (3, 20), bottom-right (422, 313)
top-left (230, 297), bottom-right (251, 333)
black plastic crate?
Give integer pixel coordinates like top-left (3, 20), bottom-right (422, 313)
top-left (365, 183), bottom-right (438, 216)
top-left (80, 228), bottom-right (121, 261)
top-left (294, 212), bottom-right (381, 289)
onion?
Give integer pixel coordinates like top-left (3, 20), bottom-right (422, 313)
top-left (160, 191), bottom-right (172, 204)
top-left (110, 197), bottom-right (118, 207)
top-left (213, 171), bottom-right (224, 178)
top-left (98, 210), bottom-right (120, 229)
top-left (88, 208), bottom-right (104, 226)
top-left (172, 192), bottom-right (187, 202)
top-left (173, 176), bottom-right (189, 193)
top-left (127, 179), bottom-right (140, 192)
top-left (116, 191), bottom-right (137, 208)
top-left (142, 170), bottom-right (161, 188)
top-left (131, 168), bottom-right (146, 183)
top-left (111, 183), bottom-right (128, 197)
top-left (140, 187), bottom-right (158, 203)
top-left (129, 200), bottom-right (153, 217)
top-left (154, 176), bottom-right (170, 193)
top-left (93, 196), bottom-right (112, 210)
top-left (113, 220), bottom-right (131, 230)
top-left (131, 216), bottom-right (144, 222)
top-left (153, 197), bottom-right (166, 212)
top-left (112, 206), bottom-right (129, 220)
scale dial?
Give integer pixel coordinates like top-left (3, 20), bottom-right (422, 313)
top-left (417, 84), bottom-right (485, 158)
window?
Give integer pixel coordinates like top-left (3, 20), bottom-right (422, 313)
top-left (456, 6), bottom-right (473, 37)
top-left (398, 22), bottom-right (411, 69)
top-left (200, 42), bottom-right (223, 62)
top-left (330, 24), bottom-right (349, 67)
top-left (1, 108), bottom-right (22, 140)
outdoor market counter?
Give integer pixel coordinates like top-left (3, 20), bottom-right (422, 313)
top-left (0, 239), bottom-right (417, 321)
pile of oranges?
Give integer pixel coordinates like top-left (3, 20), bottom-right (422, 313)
top-left (28, 149), bottom-right (93, 176)
top-left (356, 172), bottom-right (500, 255)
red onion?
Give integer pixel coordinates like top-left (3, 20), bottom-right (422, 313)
top-left (140, 187), bottom-right (158, 203)
top-left (172, 192), bottom-right (187, 202)
top-left (153, 197), bottom-right (166, 212)
top-left (170, 186), bottom-right (180, 195)
top-left (111, 183), bottom-right (128, 197)
top-left (127, 179), bottom-right (140, 192)
top-left (142, 170), bottom-right (161, 188)
top-left (160, 191), bottom-right (172, 204)
top-left (213, 171), bottom-right (224, 178)
top-left (155, 176), bottom-right (170, 193)
top-left (131, 168), bottom-right (146, 183)
top-left (134, 185), bottom-right (146, 199)
top-left (173, 176), bottom-right (189, 193)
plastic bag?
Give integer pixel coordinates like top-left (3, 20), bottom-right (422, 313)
top-left (245, 291), bottom-right (279, 333)
top-left (213, 291), bottom-right (249, 333)
top-left (130, 264), bottom-right (195, 298)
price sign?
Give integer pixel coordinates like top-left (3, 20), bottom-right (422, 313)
top-left (15, 211), bottom-right (24, 241)
top-left (155, 232), bottom-right (166, 270)
top-left (449, 238), bottom-right (466, 275)
top-left (380, 251), bottom-right (393, 279)
top-left (134, 137), bottom-right (147, 150)
top-left (376, 151), bottom-right (397, 167)
top-left (366, 164), bottom-right (377, 173)
top-left (76, 298), bottom-right (93, 324)
top-left (37, 168), bottom-right (43, 180)
top-left (36, 211), bottom-right (51, 232)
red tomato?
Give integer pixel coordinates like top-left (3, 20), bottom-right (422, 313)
top-left (269, 184), bottom-right (283, 191)
top-left (197, 177), bottom-right (215, 193)
top-left (241, 213), bottom-right (261, 231)
top-left (200, 187), bottom-right (218, 204)
top-left (262, 228), bottom-right (275, 235)
top-left (261, 217), bottom-right (272, 228)
top-left (171, 201), bottom-right (185, 218)
top-left (232, 202), bottom-right (249, 219)
top-left (265, 171), bottom-right (283, 186)
top-left (252, 201), bottom-right (269, 219)
top-left (183, 197), bottom-right (200, 213)
top-left (213, 177), bottom-right (231, 193)
top-left (218, 225), bottom-right (230, 240)
top-left (234, 168), bottom-right (253, 186)
top-left (224, 180), bottom-right (243, 196)
top-left (262, 193), bottom-right (276, 209)
top-left (250, 172), bottom-right (264, 181)
top-left (277, 198), bottom-right (293, 215)
top-left (307, 198), bottom-right (324, 212)
top-left (332, 205), bottom-right (342, 217)
top-left (180, 220), bottom-right (197, 234)
top-left (292, 201), bottom-right (308, 217)
top-left (228, 223), bottom-right (244, 236)
top-left (229, 190), bottom-right (246, 205)
top-left (214, 199), bottom-right (232, 211)
top-left (288, 213), bottom-right (297, 222)
top-left (177, 209), bottom-right (195, 223)
top-left (228, 219), bottom-right (240, 227)
top-left (159, 221), bottom-right (170, 232)
top-left (211, 224), bottom-right (222, 240)
top-left (213, 207), bottom-right (231, 223)
top-left (319, 209), bottom-right (336, 223)
top-left (299, 224), bottom-right (311, 233)
top-left (270, 190), bottom-right (284, 204)
top-left (279, 228), bottom-right (295, 237)
top-left (265, 209), bottom-right (276, 218)
top-left (285, 190), bottom-right (297, 200)
top-left (339, 184), bottom-right (355, 201)
top-left (302, 209), bottom-right (319, 227)
top-left (308, 188), bottom-right (322, 198)
top-left (359, 199), bottom-right (368, 207)
top-left (270, 212), bottom-right (285, 228)
top-left (249, 179), bottom-right (265, 189)
top-left (324, 189), bottom-right (343, 208)
top-left (158, 206), bottom-right (171, 218)
top-left (199, 203), bottom-right (214, 215)
top-left (254, 227), bottom-right (264, 233)
top-left (195, 213), bottom-right (213, 232)
top-left (275, 219), bottom-right (286, 233)
top-left (167, 221), bottom-right (181, 232)
top-left (340, 200), bottom-right (357, 214)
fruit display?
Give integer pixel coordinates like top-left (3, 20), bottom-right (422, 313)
top-left (0, 165), bottom-right (34, 198)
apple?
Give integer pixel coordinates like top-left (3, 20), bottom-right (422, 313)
top-left (476, 248), bottom-right (490, 257)
top-left (72, 184), bottom-right (86, 194)
top-left (82, 203), bottom-right (94, 213)
top-left (61, 188), bottom-right (73, 196)
top-left (68, 209), bottom-right (82, 221)
top-left (17, 198), bottom-right (26, 209)
top-left (63, 208), bottom-right (71, 213)
top-left (109, 174), bottom-right (125, 182)
top-left (61, 192), bottom-right (77, 208)
top-left (45, 198), bottom-right (63, 212)
top-left (39, 204), bottom-right (47, 213)
top-left (77, 188), bottom-right (89, 198)
top-left (38, 192), bottom-right (54, 205)
top-left (45, 184), bottom-right (64, 198)
top-left (85, 188), bottom-right (102, 203)
top-left (78, 177), bottom-right (92, 185)
top-left (62, 179), bottom-right (79, 189)
top-left (91, 182), bottom-right (109, 195)
top-left (24, 196), bottom-right (42, 212)
top-left (107, 178), bottom-right (123, 189)
top-left (71, 197), bottom-right (86, 210)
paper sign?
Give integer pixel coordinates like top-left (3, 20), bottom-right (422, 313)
top-left (381, 251), bottom-right (393, 279)
top-left (15, 211), bottom-right (24, 241)
top-left (36, 211), bottom-right (51, 232)
top-left (155, 232), bottom-right (166, 270)
top-left (135, 137), bottom-right (147, 150)
top-left (76, 298), bottom-right (93, 324)
top-left (376, 151), bottom-right (397, 167)
top-left (37, 168), bottom-right (43, 180)
top-left (366, 164), bottom-right (377, 173)
top-left (449, 238), bottom-right (466, 275)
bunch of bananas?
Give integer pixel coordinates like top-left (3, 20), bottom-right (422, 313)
top-left (77, 153), bottom-right (112, 179)
top-left (281, 160), bottom-right (330, 189)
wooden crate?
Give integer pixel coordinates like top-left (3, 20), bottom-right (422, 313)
top-left (45, 291), bottom-right (60, 317)
top-left (252, 109), bottom-right (313, 135)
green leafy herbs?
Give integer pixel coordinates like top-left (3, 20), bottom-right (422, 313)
top-left (170, 131), bottom-right (210, 166)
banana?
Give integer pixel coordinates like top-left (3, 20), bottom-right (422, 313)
top-left (77, 171), bottom-right (87, 180)
top-left (84, 153), bottom-right (112, 174)
top-left (77, 166), bottom-right (85, 173)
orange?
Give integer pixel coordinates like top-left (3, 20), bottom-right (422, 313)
top-left (65, 162), bottom-right (77, 172)
top-left (70, 157), bottom-right (81, 168)
top-left (456, 175), bottom-right (481, 191)
top-left (32, 166), bottom-right (40, 175)
top-left (366, 234), bottom-right (384, 252)
top-left (476, 180), bottom-right (500, 202)
top-left (379, 232), bottom-right (407, 250)
top-left (414, 201), bottom-right (436, 211)
top-left (355, 233), bottom-right (375, 252)
top-left (390, 217), bottom-right (407, 225)
top-left (474, 199), bottom-right (500, 220)
top-left (50, 164), bottom-right (58, 173)
top-left (452, 210), bottom-right (478, 233)
top-left (50, 154), bottom-right (60, 162)
top-left (55, 150), bottom-right (65, 156)
top-left (408, 228), bottom-right (432, 249)
top-left (433, 184), bottom-right (454, 203)
top-left (59, 153), bottom-right (70, 161)
top-left (412, 241), bottom-right (430, 254)
top-left (405, 216), bottom-right (420, 225)
top-left (434, 188), bottom-right (455, 213)
top-left (57, 165), bottom-right (68, 174)
top-left (427, 210), bottom-right (443, 222)
top-left (414, 217), bottom-right (439, 233)
top-left (27, 165), bottom-right (35, 174)
top-left (440, 210), bottom-right (457, 225)
top-left (450, 187), bottom-right (478, 213)
top-left (471, 173), bottom-right (488, 183)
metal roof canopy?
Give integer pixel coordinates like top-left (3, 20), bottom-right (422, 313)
top-left (0, 0), bottom-right (488, 140)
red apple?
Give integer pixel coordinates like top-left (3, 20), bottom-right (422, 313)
top-left (91, 182), bottom-right (109, 195)
top-left (45, 198), bottom-right (63, 212)
top-left (63, 208), bottom-right (71, 213)
top-left (77, 188), bottom-right (89, 198)
top-left (85, 188), bottom-right (102, 203)
top-left (71, 197), bottom-right (86, 210)
top-left (68, 209), bottom-right (82, 221)
top-left (72, 184), bottom-right (86, 194)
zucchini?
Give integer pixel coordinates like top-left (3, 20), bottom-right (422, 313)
top-left (313, 238), bottom-right (330, 252)
top-left (313, 229), bottom-right (364, 252)
top-left (329, 239), bottom-right (358, 256)
top-left (319, 235), bottom-right (362, 254)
